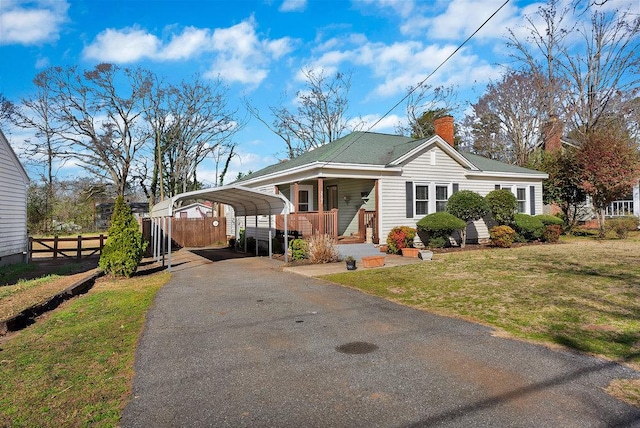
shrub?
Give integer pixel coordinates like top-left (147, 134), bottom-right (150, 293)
top-left (489, 225), bottom-right (516, 248)
top-left (416, 212), bottom-right (466, 247)
top-left (513, 213), bottom-right (544, 242)
top-left (307, 235), bottom-right (339, 264)
top-left (99, 196), bottom-right (147, 278)
top-left (427, 236), bottom-right (447, 248)
top-left (542, 225), bottom-right (562, 243)
top-left (289, 238), bottom-right (308, 261)
top-left (228, 237), bottom-right (236, 248)
top-left (485, 189), bottom-right (517, 225)
top-left (605, 216), bottom-right (640, 239)
top-left (272, 237), bottom-right (283, 254)
top-left (386, 226), bottom-right (417, 254)
top-left (446, 190), bottom-right (489, 247)
top-left (534, 214), bottom-right (564, 227)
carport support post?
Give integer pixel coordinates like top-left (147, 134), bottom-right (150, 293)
top-left (167, 215), bottom-right (172, 269)
top-left (268, 215), bottom-right (273, 259)
top-left (284, 211), bottom-right (288, 263)
top-left (244, 215), bottom-right (247, 253)
top-left (255, 215), bottom-right (258, 256)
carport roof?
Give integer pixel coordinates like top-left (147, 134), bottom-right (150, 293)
top-left (150, 185), bottom-right (288, 218)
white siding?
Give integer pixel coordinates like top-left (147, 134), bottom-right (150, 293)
top-left (379, 146), bottom-right (545, 244)
top-left (0, 134), bottom-right (29, 260)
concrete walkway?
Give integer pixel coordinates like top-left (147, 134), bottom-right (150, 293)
top-left (122, 251), bottom-right (640, 427)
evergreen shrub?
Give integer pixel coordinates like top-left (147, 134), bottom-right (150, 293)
top-left (416, 212), bottom-right (466, 247)
top-left (485, 189), bottom-right (517, 225)
top-left (513, 213), bottom-right (544, 241)
top-left (99, 196), bottom-right (147, 277)
top-left (289, 238), bottom-right (308, 261)
top-left (534, 214), bottom-right (564, 227)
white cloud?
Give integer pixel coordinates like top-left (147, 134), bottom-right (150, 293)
top-left (279, 0), bottom-right (307, 12)
top-left (354, 114), bottom-right (404, 133)
top-left (0, 0), bottom-right (69, 45)
top-left (83, 27), bottom-right (160, 62)
top-left (82, 18), bottom-right (295, 87)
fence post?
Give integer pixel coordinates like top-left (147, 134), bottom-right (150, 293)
top-left (28, 237), bottom-right (33, 262)
top-left (77, 235), bottom-right (82, 260)
top-left (53, 236), bottom-right (59, 260)
top-left (99, 234), bottom-right (105, 255)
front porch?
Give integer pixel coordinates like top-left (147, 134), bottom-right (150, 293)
top-left (275, 208), bottom-right (378, 243)
top-left (274, 177), bottom-right (380, 244)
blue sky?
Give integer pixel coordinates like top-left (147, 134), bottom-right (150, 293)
top-left (0, 0), bottom-right (636, 186)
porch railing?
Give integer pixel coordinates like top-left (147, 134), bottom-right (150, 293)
top-left (606, 200), bottom-right (634, 217)
top-left (358, 209), bottom-right (378, 244)
top-left (275, 209), bottom-right (338, 238)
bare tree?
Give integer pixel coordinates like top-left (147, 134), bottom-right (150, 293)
top-left (161, 76), bottom-right (240, 197)
top-left (41, 64), bottom-right (153, 196)
top-left (12, 70), bottom-right (69, 231)
top-left (465, 71), bottom-right (548, 166)
top-left (247, 68), bottom-right (358, 159)
top-left (508, 0), bottom-right (639, 139)
top-left (0, 94), bottom-right (17, 129)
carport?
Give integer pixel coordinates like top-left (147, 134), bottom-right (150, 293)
top-left (149, 185), bottom-right (290, 268)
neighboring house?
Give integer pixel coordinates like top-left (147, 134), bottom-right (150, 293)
top-left (173, 202), bottom-right (214, 218)
top-left (95, 202), bottom-right (149, 229)
top-left (540, 118), bottom-right (640, 221)
top-left (0, 130), bottom-right (30, 266)
top-left (232, 117), bottom-right (547, 245)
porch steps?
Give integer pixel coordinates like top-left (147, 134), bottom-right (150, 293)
top-left (335, 243), bottom-right (381, 261)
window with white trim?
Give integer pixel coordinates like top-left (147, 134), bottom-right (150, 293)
top-left (435, 185), bottom-right (449, 212)
top-left (415, 184), bottom-right (429, 216)
top-left (516, 187), bottom-right (527, 213)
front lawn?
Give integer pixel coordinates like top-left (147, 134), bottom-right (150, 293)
top-left (0, 272), bottom-right (170, 427)
top-left (322, 234), bottom-right (640, 406)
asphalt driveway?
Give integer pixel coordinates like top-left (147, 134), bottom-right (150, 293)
top-left (122, 250), bottom-right (640, 427)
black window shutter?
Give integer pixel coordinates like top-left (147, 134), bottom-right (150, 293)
top-left (530, 186), bottom-right (536, 215)
top-left (495, 184), bottom-right (501, 190)
top-left (406, 181), bottom-right (413, 218)
top-left (452, 183), bottom-right (459, 194)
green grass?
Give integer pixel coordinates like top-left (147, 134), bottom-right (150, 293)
top-left (0, 272), bottom-right (170, 427)
top-left (323, 235), bottom-right (640, 406)
top-left (0, 263), bottom-right (39, 286)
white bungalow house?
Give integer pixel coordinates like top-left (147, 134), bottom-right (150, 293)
top-left (0, 130), bottom-right (30, 266)
top-left (231, 117), bottom-right (548, 246)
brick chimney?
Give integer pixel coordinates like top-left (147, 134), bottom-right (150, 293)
top-left (542, 116), bottom-right (563, 152)
top-left (434, 115), bottom-right (455, 147)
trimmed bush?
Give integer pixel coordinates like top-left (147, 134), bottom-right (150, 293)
top-left (489, 225), bottom-right (516, 248)
top-left (542, 225), bottom-right (562, 243)
top-left (99, 196), bottom-right (147, 277)
top-left (534, 214), bottom-right (564, 227)
top-left (427, 236), bottom-right (447, 249)
top-left (446, 190), bottom-right (489, 247)
top-left (307, 235), bottom-right (339, 263)
top-left (416, 212), bottom-right (466, 247)
top-left (386, 226), bottom-right (417, 254)
top-left (514, 213), bottom-right (544, 241)
top-left (289, 238), bottom-right (308, 261)
top-left (605, 216), bottom-right (640, 239)
top-left (485, 189), bottom-right (517, 225)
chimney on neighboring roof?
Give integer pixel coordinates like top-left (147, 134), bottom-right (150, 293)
top-left (542, 115), bottom-right (563, 152)
top-left (434, 115), bottom-right (455, 147)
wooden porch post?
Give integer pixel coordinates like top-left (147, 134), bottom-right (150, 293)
top-left (293, 182), bottom-right (299, 233)
top-left (318, 177), bottom-right (324, 235)
top-left (374, 179), bottom-right (380, 244)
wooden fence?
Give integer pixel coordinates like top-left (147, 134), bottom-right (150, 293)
top-left (29, 235), bottom-right (107, 260)
top-left (142, 217), bottom-right (228, 248)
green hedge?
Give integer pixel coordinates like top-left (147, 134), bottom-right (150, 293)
top-left (416, 212), bottom-right (466, 247)
top-left (534, 214), bottom-right (564, 227)
top-left (513, 213), bottom-right (544, 241)
top-left (485, 189), bottom-right (517, 225)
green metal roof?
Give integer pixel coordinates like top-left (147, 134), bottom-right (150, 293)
top-left (236, 131), bottom-right (544, 182)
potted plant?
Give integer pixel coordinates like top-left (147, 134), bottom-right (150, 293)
top-left (386, 226), bottom-right (417, 255)
top-left (345, 256), bottom-right (357, 270)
